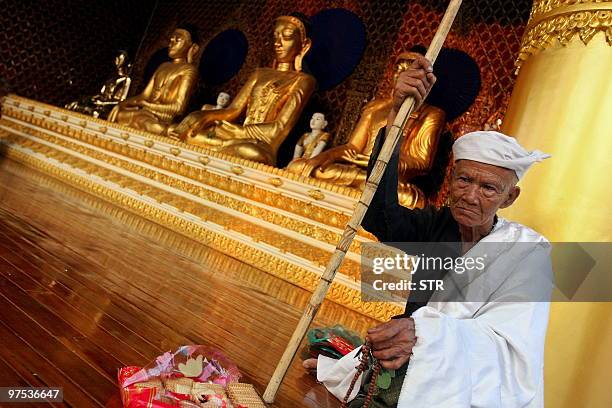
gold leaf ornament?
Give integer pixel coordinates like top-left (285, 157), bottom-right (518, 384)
top-left (178, 354), bottom-right (204, 378)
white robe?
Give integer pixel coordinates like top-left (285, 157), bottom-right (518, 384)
top-left (318, 218), bottom-right (553, 407)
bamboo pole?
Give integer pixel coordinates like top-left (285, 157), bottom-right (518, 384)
top-left (263, 1), bottom-right (463, 403)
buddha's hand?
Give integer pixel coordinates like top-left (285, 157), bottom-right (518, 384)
top-left (392, 55), bottom-right (436, 113)
top-left (311, 152), bottom-right (337, 173)
top-left (341, 148), bottom-right (367, 166)
top-left (215, 121), bottom-right (246, 140)
top-left (120, 97), bottom-right (142, 109)
top-left (366, 317), bottom-right (416, 370)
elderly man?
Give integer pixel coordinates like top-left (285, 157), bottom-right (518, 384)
top-left (308, 56), bottom-right (553, 407)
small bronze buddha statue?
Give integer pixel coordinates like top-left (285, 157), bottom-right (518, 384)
top-left (65, 50), bottom-right (132, 119)
top-left (169, 14), bottom-right (316, 166)
top-left (108, 26), bottom-right (199, 135)
top-left (287, 51), bottom-right (446, 208)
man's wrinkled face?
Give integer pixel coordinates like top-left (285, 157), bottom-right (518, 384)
top-left (168, 29), bottom-right (192, 59)
top-left (273, 21), bottom-right (302, 62)
top-left (310, 113), bottom-right (327, 130)
top-left (449, 160), bottom-right (520, 228)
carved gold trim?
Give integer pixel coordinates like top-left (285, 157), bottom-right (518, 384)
top-left (268, 177), bottom-right (283, 187)
top-left (230, 165), bottom-right (244, 175)
top-left (2, 95), bottom-right (363, 198)
top-left (0, 134), bottom-right (401, 321)
top-left (517, 1), bottom-right (612, 70)
top-left (0, 109), bottom-right (367, 234)
top-left (308, 189), bottom-right (325, 200)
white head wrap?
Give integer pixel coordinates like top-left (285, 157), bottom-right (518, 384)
top-left (452, 131), bottom-right (551, 180)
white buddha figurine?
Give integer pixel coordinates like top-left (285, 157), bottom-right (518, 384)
top-left (201, 92), bottom-right (231, 111)
top-left (291, 112), bottom-right (331, 161)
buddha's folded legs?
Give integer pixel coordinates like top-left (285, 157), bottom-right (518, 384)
top-left (111, 108), bottom-right (168, 135)
top-left (219, 139), bottom-right (275, 165)
top-left (168, 110), bottom-right (206, 138)
top-left (313, 164), bottom-right (367, 189)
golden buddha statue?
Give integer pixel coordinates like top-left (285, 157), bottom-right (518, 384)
top-left (65, 50), bottom-right (132, 119)
top-left (287, 51), bottom-right (446, 208)
top-left (107, 27), bottom-right (199, 135)
top-left (292, 112), bottom-right (331, 160)
top-left (169, 15), bottom-right (316, 166)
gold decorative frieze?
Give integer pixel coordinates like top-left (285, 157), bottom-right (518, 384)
top-left (1, 95), bottom-right (361, 199)
top-left (2, 108), bottom-right (358, 230)
top-left (308, 189), bottom-right (325, 200)
top-left (231, 166), bottom-right (244, 176)
top-left (0, 121), bottom-right (364, 259)
top-left (268, 177), bottom-right (283, 187)
top-left (517, 0), bottom-right (612, 70)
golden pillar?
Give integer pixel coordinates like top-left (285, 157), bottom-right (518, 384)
top-left (500, 2), bottom-right (612, 407)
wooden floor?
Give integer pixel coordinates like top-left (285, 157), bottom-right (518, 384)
top-left (0, 158), bottom-right (377, 408)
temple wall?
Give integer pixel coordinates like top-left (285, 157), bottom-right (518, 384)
top-left (0, 0), bottom-right (155, 104)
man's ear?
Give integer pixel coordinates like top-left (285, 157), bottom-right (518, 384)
top-left (187, 44), bottom-right (200, 64)
top-left (500, 186), bottom-right (520, 209)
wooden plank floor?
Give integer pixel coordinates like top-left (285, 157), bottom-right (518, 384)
top-left (0, 158), bottom-right (377, 408)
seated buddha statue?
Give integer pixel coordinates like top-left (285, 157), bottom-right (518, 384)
top-left (287, 51), bottom-right (446, 208)
top-left (292, 112), bottom-right (331, 160)
top-left (168, 14), bottom-right (316, 166)
top-left (107, 26), bottom-right (199, 135)
top-left (65, 50), bottom-right (132, 119)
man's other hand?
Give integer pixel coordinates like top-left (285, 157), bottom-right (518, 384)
top-left (392, 55), bottom-right (436, 113)
top-left (367, 318), bottom-right (417, 370)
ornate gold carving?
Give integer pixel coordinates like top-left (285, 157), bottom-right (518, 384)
top-left (517, 1), bottom-right (612, 70)
top-left (170, 147), bottom-right (181, 156)
top-left (0, 98), bottom-right (373, 239)
top-left (198, 156), bottom-right (210, 166)
top-left (0, 121), bottom-right (363, 255)
top-left (79, 120), bottom-right (87, 128)
top-left (307, 189), bottom-right (325, 200)
top-left (2, 95), bottom-right (362, 199)
top-left (99, 126), bottom-right (108, 134)
top-left (144, 139), bottom-right (154, 148)
top-left (60, 115), bottom-right (68, 122)
top-left (13, 101), bottom-right (20, 107)
top-left (27, 105), bottom-right (35, 112)
top-left (120, 132), bottom-right (130, 141)
top-left (43, 110), bottom-right (51, 116)
top-left (230, 166), bottom-right (244, 176)
top-left (268, 177), bottom-right (283, 187)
